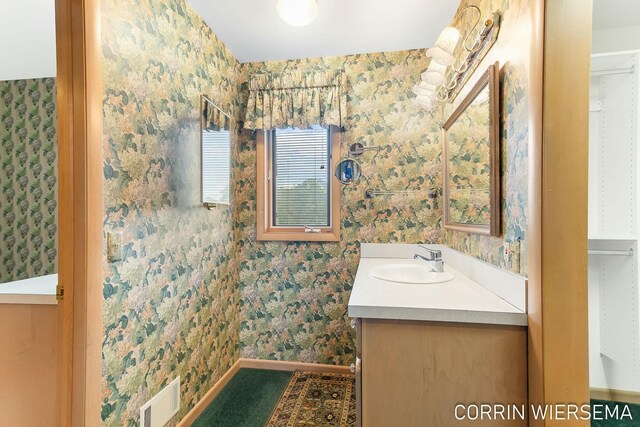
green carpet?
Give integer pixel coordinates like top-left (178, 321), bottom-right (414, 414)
top-left (591, 400), bottom-right (640, 426)
top-left (192, 368), bottom-right (293, 427)
top-left (192, 372), bottom-right (640, 427)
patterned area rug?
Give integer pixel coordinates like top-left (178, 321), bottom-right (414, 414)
top-left (267, 371), bottom-right (356, 427)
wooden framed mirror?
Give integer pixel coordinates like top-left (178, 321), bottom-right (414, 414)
top-left (443, 62), bottom-right (500, 236)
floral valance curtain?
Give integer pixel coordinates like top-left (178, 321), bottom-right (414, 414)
top-left (244, 69), bottom-right (347, 130)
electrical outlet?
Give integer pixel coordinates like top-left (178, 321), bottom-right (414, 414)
top-left (107, 231), bottom-right (123, 263)
top-left (503, 240), bottom-right (521, 272)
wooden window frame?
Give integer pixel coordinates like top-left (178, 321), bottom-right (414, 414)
top-left (257, 126), bottom-right (341, 242)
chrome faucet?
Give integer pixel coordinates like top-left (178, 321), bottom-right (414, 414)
top-left (414, 245), bottom-right (444, 272)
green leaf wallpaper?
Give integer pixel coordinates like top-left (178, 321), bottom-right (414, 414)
top-left (100, 0), bottom-right (241, 425)
top-left (236, 51), bottom-right (443, 364)
top-left (442, 0), bottom-right (531, 275)
top-left (234, 0), bottom-right (532, 366)
top-left (99, 0), bottom-right (531, 425)
top-left (446, 86), bottom-right (492, 226)
top-left (0, 78), bottom-right (58, 283)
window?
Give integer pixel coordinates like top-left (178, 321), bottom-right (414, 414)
top-left (257, 126), bottom-right (341, 241)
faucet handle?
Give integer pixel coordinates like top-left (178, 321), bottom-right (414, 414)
top-left (418, 245), bottom-right (442, 260)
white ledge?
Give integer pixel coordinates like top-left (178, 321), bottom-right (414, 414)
top-left (0, 274), bottom-right (58, 305)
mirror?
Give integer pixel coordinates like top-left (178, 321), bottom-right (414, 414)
top-left (1, 1), bottom-right (58, 285)
top-left (201, 95), bottom-right (231, 208)
top-left (335, 159), bottom-right (362, 185)
top-left (443, 62), bottom-right (500, 236)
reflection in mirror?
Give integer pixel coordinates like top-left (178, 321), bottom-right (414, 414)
top-left (443, 62), bottom-right (500, 236)
top-left (447, 84), bottom-right (491, 225)
top-left (335, 159), bottom-right (362, 185)
top-left (1, 1), bottom-right (58, 284)
top-left (201, 95), bottom-right (231, 207)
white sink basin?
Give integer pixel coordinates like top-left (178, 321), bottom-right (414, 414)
top-left (369, 261), bottom-right (455, 284)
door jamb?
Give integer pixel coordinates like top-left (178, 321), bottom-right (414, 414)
top-left (55, 0), bottom-right (103, 425)
top-left (527, 0), bottom-right (592, 424)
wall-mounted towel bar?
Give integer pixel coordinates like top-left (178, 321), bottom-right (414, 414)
top-left (588, 248), bottom-right (634, 256)
top-left (365, 189), bottom-right (418, 198)
top-left (365, 188), bottom-right (438, 199)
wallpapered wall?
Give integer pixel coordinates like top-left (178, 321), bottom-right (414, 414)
top-left (235, 0), bottom-right (532, 364)
top-left (442, 0), bottom-right (532, 275)
top-left (99, 0), bottom-right (532, 423)
top-left (100, 0), bottom-right (241, 425)
top-left (0, 78), bottom-right (57, 283)
top-left (236, 53), bottom-right (442, 365)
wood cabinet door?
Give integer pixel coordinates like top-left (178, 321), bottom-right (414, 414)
top-left (361, 319), bottom-right (527, 427)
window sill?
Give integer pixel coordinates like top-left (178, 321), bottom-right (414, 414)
top-left (203, 201), bottom-right (230, 210)
top-left (257, 230), bottom-right (340, 242)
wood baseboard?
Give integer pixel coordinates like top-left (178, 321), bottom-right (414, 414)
top-left (177, 358), bottom-right (351, 426)
top-left (591, 387), bottom-right (640, 405)
top-left (237, 358), bottom-right (352, 374)
top-left (177, 359), bottom-right (242, 427)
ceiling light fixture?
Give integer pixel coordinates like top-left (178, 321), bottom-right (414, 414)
top-left (426, 27), bottom-right (461, 66)
top-left (413, 6), bottom-right (501, 109)
top-left (277, 0), bottom-right (319, 27)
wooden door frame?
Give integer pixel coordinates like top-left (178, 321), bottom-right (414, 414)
top-left (528, 0), bottom-right (592, 425)
top-left (51, 0), bottom-right (593, 425)
top-left (55, 0), bottom-right (103, 425)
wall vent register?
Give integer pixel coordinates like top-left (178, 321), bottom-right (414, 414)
top-left (139, 377), bottom-right (180, 427)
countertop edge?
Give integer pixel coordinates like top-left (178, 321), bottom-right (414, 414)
top-left (347, 305), bottom-right (528, 327)
top-left (0, 294), bottom-right (58, 305)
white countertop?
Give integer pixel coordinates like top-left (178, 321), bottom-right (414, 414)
top-left (0, 274), bottom-right (58, 305)
top-left (348, 245), bottom-right (527, 326)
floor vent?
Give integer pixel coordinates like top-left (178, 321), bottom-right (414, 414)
top-left (140, 377), bottom-right (180, 427)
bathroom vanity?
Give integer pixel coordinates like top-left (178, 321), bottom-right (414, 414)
top-left (348, 244), bottom-right (528, 427)
top-left (0, 276), bottom-right (58, 426)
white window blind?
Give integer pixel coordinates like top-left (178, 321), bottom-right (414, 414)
top-left (272, 127), bottom-right (331, 227)
top-left (202, 129), bottom-right (230, 205)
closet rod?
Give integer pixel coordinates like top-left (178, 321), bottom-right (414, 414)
top-left (588, 248), bottom-right (634, 256)
top-left (591, 65), bottom-right (635, 77)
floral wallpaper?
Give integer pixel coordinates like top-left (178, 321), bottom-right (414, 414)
top-left (235, 0), bottom-right (532, 365)
top-left (98, 0), bottom-right (533, 423)
top-left (446, 88), bottom-right (492, 225)
top-left (443, 0), bottom-right (532, 275)
top-left (0, 78), bottom-right (57, 283)
top-left (100, 0), bottom-right (241, 425)
top-left (236, 51), bottom-right (443, 365)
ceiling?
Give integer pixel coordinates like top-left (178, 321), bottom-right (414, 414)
top-left (2, 0), bottom-right (639, 81)
top-left (593, 0), bottom-right (640, 30)
top-left (0, 0), bottom-right (57, 81)
top-left (188, 0), bottom-right (460, 63)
